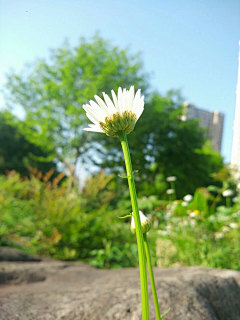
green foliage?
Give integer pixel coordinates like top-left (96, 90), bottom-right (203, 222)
top-left (1, 166), bottom-right (240, 271)
top-left (143, 186), bottom-right (240, 270)
top-left (4, 34), bottom-right (149, 169)
top-left (95, 91), bottom-right (224, 197)
top-left (3, 34), bottom-right (223, 194)
top-left (0, 33), bottom-right (231, 271)
top-left (0, 111), bottom-right (56, 176)
top-left (0, 170), bottom-right (138, 268)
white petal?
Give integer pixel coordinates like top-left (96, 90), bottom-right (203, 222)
top-left (132, 90), bottom-right (142, 114)
top-left (135, 89), bottom-right (141, 100)
top-left (117, 87), bottom-right (123, 99)
top-left (124, 88), bottom-right (128, 111)
top-left (131, 216), bottom-right (135, 229)
top-left (83, 104), bottom-right (105, 122)
top-left (128, 86), bottom-right (135, 111)
top-left (103, 92), bottom-right (116, 114)
top-left (111, 89), bottom-right (122, 115)
top-left (136, 105), bottom-right (144, 119)
top-left (88, 103), bottom-right (106, 120)
top-left (86, 113), bottom-right (99, 125)
top-left (89, 100), bottom-right (109, 117)
top-left (117, 87), bottom-right (123, 112)
top-left (122, 88), bottom-right (128, 112)
top-left (136, 98), bottom-right (144, 118)
top-left (83, 124), bottom-right (104, 133)
top-left (94, 95), bottom-right (112, 117)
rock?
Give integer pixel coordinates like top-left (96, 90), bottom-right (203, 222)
top-left (0, 248), bottom-right (240, 319)
top-left (0, 247), bottom-right (42, 262)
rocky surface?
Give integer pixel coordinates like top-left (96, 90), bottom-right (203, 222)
top-left (0, 247), bottom-right (240, 320)
top-left (0, 247), bottom-right (42, 262)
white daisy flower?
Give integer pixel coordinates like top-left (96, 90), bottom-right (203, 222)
top-left (222, 189), bottom-right (234, 197)
top-left (214, 232), bottom-right (224, 241)
top-left (190, 219), bottom-right (196, 227)
top-left (232, 197), bottom-right (239, 203)
top-left (182, 201), bottom-right (188, 207)
top-left (232, 211), bottom-right (240, 217)
top-left (183, 194), bottom-right (193, 202)
top-left (82, 86), bottom-right (144, 137)
top-left (189, 211), bottom-right (196, 218)
top-left (166, 176), bottom-right (177, 182)
top-left (229, 222), bottom-right (238, 229)
top-left (222, 226), bottom-right (230, 233)
top-left (157, 230), bottom-right (168, 236)
top-left (131, 211), bottom-right (152, 234)
top-left (166, 189), bottom-right (175, 195)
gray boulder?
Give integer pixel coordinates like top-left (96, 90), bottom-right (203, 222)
top-left (0, 247), bottom-right (41, 262)
top-left (0, 248), bottom-right (239, 319)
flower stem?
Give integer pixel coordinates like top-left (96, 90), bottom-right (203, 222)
top-left (143, 233), bottom-right (162, 320)
top-left (226, 196), bottom-right (231, 208)
top-left (170, 181), bottom-right (176, 200)
top-left (118, 130), bottom-right (149, 320)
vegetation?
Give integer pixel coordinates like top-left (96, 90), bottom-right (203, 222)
top-left (4, 34), bottom-right (148, 179)
top-left (0, 111), bottom-right (56, 176)
top-left (0, 170), bottom-right (138, 268)
top-left (0, 168), bottom-right (239, 270)
top-left (96, 91), bottom-right (224, 198)
top-left (0, 35), bottom-right (237, 271)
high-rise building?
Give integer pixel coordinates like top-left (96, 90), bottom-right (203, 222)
top-left (182, 103), bottom-right (224, 153)
top-left (231, 41), bottom-right (240, 167)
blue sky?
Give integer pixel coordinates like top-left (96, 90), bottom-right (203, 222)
top-left (0, 0), bottom-right (239, 162)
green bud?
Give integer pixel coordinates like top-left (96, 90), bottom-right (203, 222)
top-left (131, 211), bottom-right (152, 234)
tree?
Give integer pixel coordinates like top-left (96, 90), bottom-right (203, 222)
top-left (0, 111), bottom-right (56, 176)
top-left (93, 91), bottom-right (224, 198)
top-left (4, 35), bottom-right (149, 180)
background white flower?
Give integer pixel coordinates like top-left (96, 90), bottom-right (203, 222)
top-left (166, 189), bottom-right (175, 195)
top-left (215, 232), bottom-right (224, 241)
top-left (190, 219), bottom-right (196, 227)
top-left (222, 226), bottom-right (230, 233)
top-left (166, 176), bottom-right (177, 182)
top-left (189, 211), bottom-right (197, 218)
top-left (232, 197), bottom-right (239, 203)
top-left (157, 230), bottom-right (168, 236)
top-left (232, 211), bottom-right (240, 217)
top-left (182, 201), bottom-right (188, 207)
top-left (222, 189), bottom-right (234, 197)
top-left (183, 194), bottom-right (193, 202)
top-left (229, 222), bottom-right (238, 229)
top-left (82, 86), bottom-right (144, 137)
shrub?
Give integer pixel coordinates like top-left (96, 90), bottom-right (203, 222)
top-left (0, 170), bottom-right (138, 268)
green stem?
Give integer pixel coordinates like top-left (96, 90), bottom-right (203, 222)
top-left (118, 130), bottom-right (149, 320)
top-left (170, 181), bottom-right (176, 200)
top-left (226, 196), bottom-right (231, 208)
top-left (143, 233), bottom-right (162, 320)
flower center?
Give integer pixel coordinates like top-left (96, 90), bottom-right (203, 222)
top-left (99, 111), bottom-right (137, 137)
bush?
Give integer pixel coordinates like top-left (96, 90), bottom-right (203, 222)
top-left (150, 187), bottom-right (240, 270)
top-left (0, 170), bottom-right (138, 268)
top-left (1, 167), bottom-right (240, 271)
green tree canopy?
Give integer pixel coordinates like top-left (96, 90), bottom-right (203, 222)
top-left (4, 35), bottom-right (149, 175)
top-left (93, 91), bottom-right (224, 198)
top-left (0, 111), bottom-right (56, 176)
top-left (3, 35), bottom-right (223, 195)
